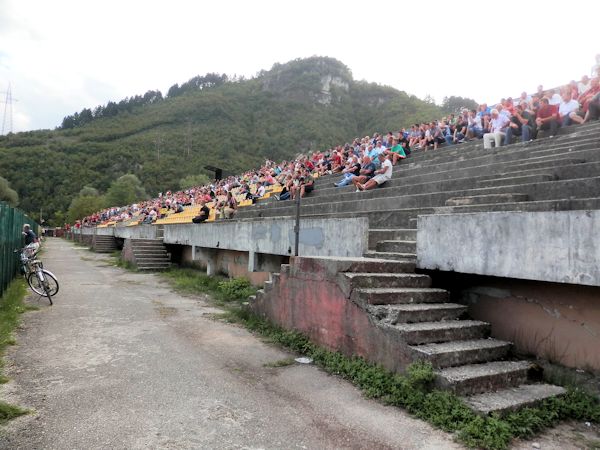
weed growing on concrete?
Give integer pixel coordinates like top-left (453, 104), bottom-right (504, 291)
top-left (217, 278), bottom-right (255, 301)
top-left (0, 279), bottom-right (31, 422)
top-left (159, 268), bottom-right (600, 449)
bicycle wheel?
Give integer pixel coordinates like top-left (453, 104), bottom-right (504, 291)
top-left (28, 270), bottom-right (59, 301)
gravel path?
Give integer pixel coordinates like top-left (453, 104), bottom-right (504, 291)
top-left (0, 238), bottom-right (461, 449)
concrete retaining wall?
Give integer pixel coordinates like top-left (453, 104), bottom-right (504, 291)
top-left (417, 210), bottom-right (600, 287)
top-left (163, 217), bottom-right (368, 258)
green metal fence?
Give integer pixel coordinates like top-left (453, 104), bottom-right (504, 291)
top-left (0, 201), bottom-right (38, 297)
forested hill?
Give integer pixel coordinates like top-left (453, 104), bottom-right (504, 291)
top-left (0, 57), bottom-right (474, 225)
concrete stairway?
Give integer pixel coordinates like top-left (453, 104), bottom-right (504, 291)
top-left (92, 235), bottom-right (118, 253)
top-left (129, 239), bottom-right (171, 271)
top-left (251, 255), bottom-right (566, 415)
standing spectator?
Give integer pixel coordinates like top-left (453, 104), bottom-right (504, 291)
top-left (535, 97), bottom-right (559, 137)
top-left (483, 109), bottom-right (510, 149)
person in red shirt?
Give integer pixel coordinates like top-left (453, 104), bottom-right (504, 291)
top-left (579, 78), bottom-right (600, 122)
top-left (535, 97), bottom-right (559, 137)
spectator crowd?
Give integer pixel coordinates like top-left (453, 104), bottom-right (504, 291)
top-left (74, 60), bottom-right (600, 229)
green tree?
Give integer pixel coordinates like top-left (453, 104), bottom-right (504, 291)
top-left (67, 195), bottom-right (106, 223)
top-left (179, 173), bottom-right (210, 190)
top-left (78, 186), bottom-right (100, 197)
top-left (0, 176), bottom-right (19, 206)
top-left (104, 174), bottom-right (147, 207)
top-left (441, 96), bottom-right (479, 114)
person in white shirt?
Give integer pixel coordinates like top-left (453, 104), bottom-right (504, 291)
top-left (357, 153), bottom-right (392, 191)
top-left (483, 109), bottom-right (510, 149)
top-left (549, 89), bottom-right (562, 106)
top-left (559, 90), bottom-right (582, 126)
top-left (578, 75), bottom-right (591, 96)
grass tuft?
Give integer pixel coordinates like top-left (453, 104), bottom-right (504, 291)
top-left (0, 279), bottom-right (31, 420)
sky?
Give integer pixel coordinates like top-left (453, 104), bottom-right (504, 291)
top-left (1, 0), bottom-right (598, 133)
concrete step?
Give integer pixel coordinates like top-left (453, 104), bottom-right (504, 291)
top-left (387, 320), bottom-right (489, 345)
top-left (477, 173), bottom-right (556, 188)
top-left (364, 251), bottom-right (416, 262)
top-left (411, 339), bottom-right (511, 368)
top-left (368, 229), bottom-right (416, 249)
top-left (368, 302), bottom-right (467, 323)
top-left (436, 361), bottom-right (531, 396)
top-left (352, 287), bottom-right (449, 305)
top-left (132, 250), bottom-right (168, 256)
top-left (135, 257), bottom-right (170, 263)
top-left (297, 256), bottom-right (416, 274)
top-left (375, 240), bottom-right (416, 253)
top-left (463, 383), bottom-right (567, 415)
top-left (445, 193), bottom-right (528, 207)
top-left (341, 273), bottom-right (432, 290)
top-left (136, 262), bottom-right (171, 271)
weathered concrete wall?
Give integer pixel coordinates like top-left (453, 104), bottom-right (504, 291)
top-left (163, 217), bottom-right (368, 258)
top-left (251, 257), bottom-right (414, 373)
top-left (417, 210), bottom-right (600, 287)
top-left (427, 270), bottom-right (600, 373)
top-left (180, 246), bottom-right (276, 285)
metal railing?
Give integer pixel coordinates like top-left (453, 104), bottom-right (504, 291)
top-left (0, 201), bottom-right (38, 296)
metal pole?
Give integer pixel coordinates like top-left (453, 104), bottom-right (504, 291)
top-left (294, 192), bottom-right (301, 256)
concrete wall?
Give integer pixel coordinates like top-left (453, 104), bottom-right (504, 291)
top-left (79, 225), bottom-right (157, 240)
top-left (428, 271), bottom-right (600, 373)
top-left (163, 217), bottom-right (368, 258)
top-left (251, 257), bottom-right (414, 373)
top-left (417, 210), bottom-right (600, 287)
top-left (180, 246), bottom-right (279, 285)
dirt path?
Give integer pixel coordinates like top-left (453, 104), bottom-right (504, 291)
top-left (0, 238), bottom-right (463, 449)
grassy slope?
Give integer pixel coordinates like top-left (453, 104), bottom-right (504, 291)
top-left (0, 58), bottom-right (444, 224)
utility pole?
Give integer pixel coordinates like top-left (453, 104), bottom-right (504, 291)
top-left (0, 83), bottom-right (18, 135)
top-left (185, 120), bottom-right (192, 157)
top-left (154, 135), bottom-right (163, 161)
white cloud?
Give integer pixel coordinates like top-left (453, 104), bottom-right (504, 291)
top-left (0, 0), bottom-right (598, 132)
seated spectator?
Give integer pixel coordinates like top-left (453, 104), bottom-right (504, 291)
top-left (467, 109), bottom-right (484, 139)
top-left (351, 155), bottom-right (378, 191)
top-left (356, 153), bottom-right (392, 191)
top-left (192, 201), bottom-right (210, 223)
top-left (408, 124), bottom-right (421, 149)
top-left (446, 114), bottom-right (467, 145)
top-left (536, 85), bottom-right (546, 100)
top-left (505, 102), bottom-right (535, 144)
top-left (334, 155), bottom-right (361, 187)
top-left (290, 169), bottom-right (314, 200)
top-left (385, 137), bottom-right (406, 165)
top-left (173, 202), bottom-right (184, 214)
top-left (535, 97), bottom-right (559, 137)
top-left (425, 121), bottom-right (445, 150)
top-left (578, 75), bottom-right (592, 96)
top-left (483, 109), bottom-right (510, 149)
top-left (549, 89), bottom-right (562, 106)
top-left (559, 89), bottom-right (581, 126)
top-left (580, 78), bottom-right (600, 122)
top-left (218, 192), bottom-right (237, 219)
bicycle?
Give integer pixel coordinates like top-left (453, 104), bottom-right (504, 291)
top-left (15, 247), bottom-right (59, 305)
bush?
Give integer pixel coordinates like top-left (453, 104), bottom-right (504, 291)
top-left (217, 278), bottom-right (256, 301)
